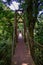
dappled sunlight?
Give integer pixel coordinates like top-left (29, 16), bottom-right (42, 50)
top-left (0, 1), bottom-right (43, 65)
top-left (22, 63), bottom-right (28, 65)
top-left (14, 61), bottom-right (17, 64)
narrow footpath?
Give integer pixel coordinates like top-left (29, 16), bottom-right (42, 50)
top-left (12, 37), bottom-right (35, 65)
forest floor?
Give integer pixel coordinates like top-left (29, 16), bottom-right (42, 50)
top-left (12, 37), bottom-right (35, 65)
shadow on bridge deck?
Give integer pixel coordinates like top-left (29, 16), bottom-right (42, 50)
top-left (11, 37), bottom-right (35, 65)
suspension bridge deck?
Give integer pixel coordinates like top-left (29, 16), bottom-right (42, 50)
top-left (12, 38), bottom-right (35, 65)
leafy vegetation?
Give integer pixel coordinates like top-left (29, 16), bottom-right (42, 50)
top-left (0, 0), bottom-right (43, 65)
top-left (33, 21), bottom-right (43, 65)
top-left (34, 21), bottom-right (43, 45)
top-left (0, 1), bottom-right (14, 65)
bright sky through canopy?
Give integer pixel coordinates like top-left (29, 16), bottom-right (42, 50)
top-left (2, 0), bottom-right (20, 11)
top-left (2, 0), bottom-right (7, 2)
top-left (7, 1), bottom-right (20, 10)
top-left (2, 0), bottom-right (43, 14)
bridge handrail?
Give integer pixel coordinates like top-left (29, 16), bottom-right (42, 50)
top-left (34, 40), bottom-right (43, 48)
top-left (29, 36), bottom-right (43, 48)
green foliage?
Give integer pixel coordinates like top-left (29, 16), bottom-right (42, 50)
top-left (0, 0), bottom-right (43, 65)
top-left (0, 2), bottom-right (14, 65)
top-left (34, 20), bottom-right (43, 65)
top-left (34, 44), bottom-right (43, 65)
top-left (34, 21), bottom-right (43, 45)
top-left (0, 43), bottom-right (12, 65)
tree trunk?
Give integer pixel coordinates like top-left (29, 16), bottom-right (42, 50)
top-left (23, 19), bottom-right (26, 42)
top-left (15, 11), bottom-right (18, 42)
top-left (28, 19), bottom-right (35, 60)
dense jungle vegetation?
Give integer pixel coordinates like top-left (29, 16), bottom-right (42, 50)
top-left (0, 0), bottom-right (43, 65)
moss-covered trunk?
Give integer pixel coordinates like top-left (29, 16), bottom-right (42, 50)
top-left (28, 19), bottom-right (35, 59)
top-left (26, 0), bottom-right (38, 60)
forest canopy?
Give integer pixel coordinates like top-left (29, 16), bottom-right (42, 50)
top-left (0, 0), bottom-right (43, 65)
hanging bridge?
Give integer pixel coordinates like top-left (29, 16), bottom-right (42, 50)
top-left (11, 10), bottom-right (35, 65)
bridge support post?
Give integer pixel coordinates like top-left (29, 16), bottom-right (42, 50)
top-left (23, 18), bottom-right (26, 42)
top-left (15, 11), bottom-right (18, 43)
